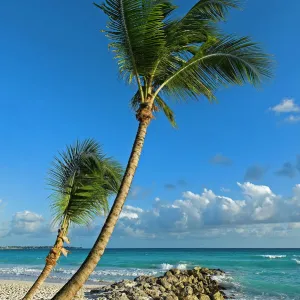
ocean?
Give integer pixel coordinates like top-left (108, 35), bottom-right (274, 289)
top-left (0, 248), bottom-right (300, 299)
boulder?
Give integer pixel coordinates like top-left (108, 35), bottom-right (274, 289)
top-left (199, 295), bottom-right (211, 300)
top-left (212, 291), bottom-right (225, 300)
top-left (90, 266), bottom-right (227, 300)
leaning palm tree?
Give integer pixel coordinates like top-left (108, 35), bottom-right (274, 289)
top-left (52, 0), bottom-right (272, 298)
top-left (23, 139), bottom-right (122, 299)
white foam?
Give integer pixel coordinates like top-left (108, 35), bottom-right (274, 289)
top-left (259, 255), bottom-right (286, 259)
top-left (160, 263), bottom-right (187, 270)
top-left (176, 264), bottom-right (187, 270)
top-left (91, 269), bottom-right (158, 277)
top-left (292, 258), bottom-right (300, 265)
top-left (160, 263), bottom-right (173, 270)
top-left (0, 266), bottom-right (158, 280)
top-left (0, 267), bottom-right (42, 277)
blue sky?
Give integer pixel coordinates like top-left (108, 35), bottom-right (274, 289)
top-left (0, 0), bottom-right (300, 248)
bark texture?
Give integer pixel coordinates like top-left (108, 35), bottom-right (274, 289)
top-left (52, 118), bottom-right (150, 300)
top-left (23, 229), bottom-right (66, 300)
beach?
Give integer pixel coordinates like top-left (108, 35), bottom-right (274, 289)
top-left (0, 280), bottom-right (101, 300)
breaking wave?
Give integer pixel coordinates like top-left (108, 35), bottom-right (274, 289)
top-left (292, 259), bottom-right (300, 265)
top-left (259, 255), bottom-right (286, 259)
top-left (160, 263), bottom-right (187, 270)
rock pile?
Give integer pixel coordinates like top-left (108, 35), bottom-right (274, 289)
top-left (89, 267), bottom-right (227, 300)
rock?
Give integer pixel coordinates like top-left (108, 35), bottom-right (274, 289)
top-left (119, 293), bottom-right (129, 300)
top-left (170, 268), bottom-right (181, 276)
top-left (181, 286), bottom-right (193, 296)
top-left (212, 291), bottom-right (225, 300)
top-left (89, 266), bottom-right (227, 300)
top-left (164, 295), bottom-right (178, 300)
top-left (158, 277), bottom-right (172, 290)
top-left (200, 295), bottom-right (211, 300)
top-left (145, 288), bottom-right (160, 298)
top-left (182, 296), bottom-right (199, 300)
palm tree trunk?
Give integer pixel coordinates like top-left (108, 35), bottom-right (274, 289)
top-left (52, 119), bottom-right (150, 299)
top-left (23, 229), bottom-right (66, 300)
top-left (22, 263), bottom-right (55, 300)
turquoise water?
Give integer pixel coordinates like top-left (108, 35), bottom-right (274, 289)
top-left (1, 248), bottom-right (300, 299)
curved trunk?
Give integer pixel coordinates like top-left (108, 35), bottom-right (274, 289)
top-left (52, 120), bottom-right (150, 299)
top-left (23, 229), bottom-right (66, 300)
top-left (22, 263), bottom-right (55, 300)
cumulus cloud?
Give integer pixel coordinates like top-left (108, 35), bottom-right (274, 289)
top-left (244, 165), bottom-right (266, 181)
top-left (269, 98), bottom-right (300, 114)
top-left (120, 205), bottom-right (143, 220)
top-left (10, 211), bottom-right (44, 235)
top-left (210, 154), bottom-right (232, 166)
top-left (275, 162), bottom-right (297, 178)
top-left (115, 182), bottom-right (300, 239)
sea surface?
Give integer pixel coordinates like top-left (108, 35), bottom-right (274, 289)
top-left (0, 248), bottom-right (300, 299)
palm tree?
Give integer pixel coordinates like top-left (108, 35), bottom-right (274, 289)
top-left (23, 139), bottom-right (122, 299)
top-left (52, 0), bottom-right (272, 298)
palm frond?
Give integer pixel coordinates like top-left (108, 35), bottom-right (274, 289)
top-left (155, 95), bottom-right (177, 127)
top-left (49, 139), bottom-right (123, 227)
top-left (95, 0), bottom-right (173, 99)
top-left (183, 0), bottom-right (240, 22)
top-left (156, 0), bottom-right (240, 70)
top-left (154, 36), bottom-right (272, 101)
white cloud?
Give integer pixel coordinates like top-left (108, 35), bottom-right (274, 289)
top-left (116, 182), bottom-right (300, 239)
top-left (120, 205), bottom-right (143, 220)
top-left (10, 211), bottom-right (44, 235)
top-left (269, 98), bottom-right (300, 113)
top-left (284, 115), bottom-right (300, 124)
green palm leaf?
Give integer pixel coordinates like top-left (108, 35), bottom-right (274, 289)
top-left (183, 0), bottom-right (240, 22)
top-left (49, 139), bottom-right (123, 227)
top-left (95, 0), bottom-right (174, 100)
top-left (96, 0), bottom-right (272, 125)
top-left (154, 36), bottom-right (272, 101)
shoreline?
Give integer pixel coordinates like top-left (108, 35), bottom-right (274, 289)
top-left (0, 267), bottom-right (227, 300)
top-left (0, 280), bottom-right (104, 300)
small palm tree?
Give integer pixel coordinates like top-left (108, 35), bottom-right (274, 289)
top-left (53, 0), bottom-right (273, 298)
top-left (23, 139), bottom-right (122, 299)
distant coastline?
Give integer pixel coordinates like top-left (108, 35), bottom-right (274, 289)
top-left (0, 246), bottom-right (83, 250)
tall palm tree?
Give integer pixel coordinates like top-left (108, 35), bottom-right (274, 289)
top-left (23, 139), bottom-right (122, 299)
top-left (52, 0), bottom-right (272, 298)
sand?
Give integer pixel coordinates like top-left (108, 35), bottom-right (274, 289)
top-left (0, 280), bottom-right (101, 300)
